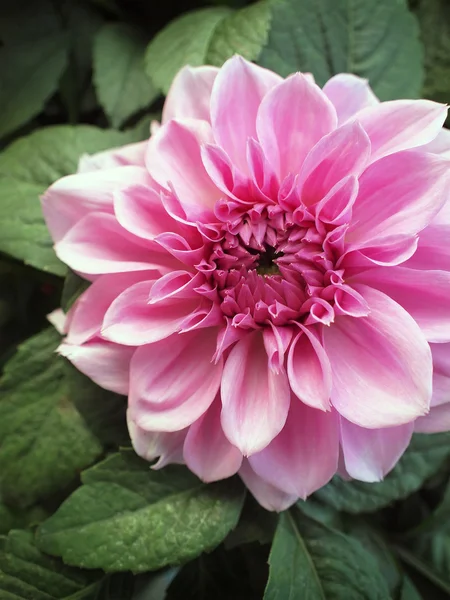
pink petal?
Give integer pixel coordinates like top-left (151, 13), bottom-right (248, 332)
top-left (324, 285), bottom-right (432, 428)
top-left (239, 460), bottom-right (297, 512)
top-left (322, 74), bottom-right (379, 124)
top-left (128, 413), bottom-right (187, 467)
top-left (41, 166), bottom-right (152, 243)
top-left (315, 176), bottom-right (359, 226)
top-left (406, 225), bottom-right (450, 271)
top-left (77, 141), bottom-right (148, 172)
top-left (210, 56), bottom-right (282, 172)
top-left (58, 339), bottom-right (134, 395)
top-left (114, 185), bottom-right (181, 241)
top-left (102, 280), bottom-right (199, 345)
top-left (67, 272), bottom-right (153, 345)
top-left (221, 330), bottom-right (290, 455)
top-left (256, 73), bottom-right (337, 179)
top-left (430, 343), bottom-right (450, 407)
top-left (145, 119), bottom-right (220, 222)
top-left (249, 398), bottom-right (339, 498)
top-left (287, 325), bottom-right (332, 410)
top-left (415, 404), bottom-right (450, 433)
top-left (421, 127), bottom-right (450, 158)
top-left (55, 212), bottom-right (173, 275)
top-left (353, 266), bottom-right (450, 343)
top-left (340, 418), bottom-right (414, 482)
top-left (347, 151), bottom-right (450, 248)
top-left (356, 99), bottom-right (447, 164)
top-left (298, 121), bottom-right (370, 206)
top-left (47, 308), bottom-right (67, 334)
top-left (129, 329), bottom-right (222, 431)
top-left (162, 65), bottom-right (219, 123)
top-left (184, 397), bottom-right (243, 482)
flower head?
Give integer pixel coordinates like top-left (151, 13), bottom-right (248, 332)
top-left (42, 56), bottom-right (450, 510)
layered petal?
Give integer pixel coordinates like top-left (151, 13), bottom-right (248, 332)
top-left (210, 56), bottom-right (282, 172)
top-left (59, 339), bottom-right (134, 395)
top-left (102, 280), bottom-right (199, 345)
top-left (77, 141), bottom-right (148, 172)
top-left (184, 398), bottom-right (243, 482)
top-left (324, 285), bottom-right (432, 428)
top-left (146, 119), bottom-right (220, 221)
top-left (239, 460), bottom-right (297, 512)
top-left (42, 166), bottom-right (153, 243)
top-left (249, 398), bottom-right (339, 498)
top-left (356, 99), bottom-right (447, 163)
top-left (163, 65), bottom-right (219, 123)
top-left (128, 414), bottom-right (186, 467)
top-left (221, 330), bottom-right (290, 455)
top-left (353, 266), bottom-right (450, 342)
top-left (257, 73), bottom-right (337, 179)
top-left (322, 74), bottom-right (379, 123)
top-left (287, 325), bottom-right (332, 410)
top-left (340, 418), bottom-right (414, 482)
top-left (347, 151), bottom-right (450, 249)
top-left (129, 329), bottom-right (222, 431)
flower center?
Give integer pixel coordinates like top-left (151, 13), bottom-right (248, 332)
top-left (254, 245), bottom-right (283, 276)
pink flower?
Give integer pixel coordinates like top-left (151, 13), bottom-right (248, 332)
top-left (42, 57), bottom-right (450, 511)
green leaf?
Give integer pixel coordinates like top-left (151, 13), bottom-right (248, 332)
top-left (206, 1), bottom-right (271, 66)
top-left (0, 124), bottom-right (149, 275)
top-left (93, 23), bottom-right (159, 128)
top-left (264, 508), bottom-right (390, 599)
top-left (37, 451), bottom-right (245, 573)
top-left (394, 545), bottom-right (450, 597)
top-left (416, 0), bottom-right (450, 107)
top-left (315, 433), bottom-right (450, 514)
top-left (0, 0), bottom-right (69, 139)
top-left (0, 529), bottom-right (101, 600)
top-left (259, 0), bottom-right (423, 100)
top-left (0, 328), bottom-right (102, 508)
top-left (145, 7), bottom-right (232, 94)
top-left (0, 500), bottom-right (49, 535)
top-left (400, 577), bottom-right (422, 600)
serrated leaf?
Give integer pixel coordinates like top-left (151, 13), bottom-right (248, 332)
top-left (315, 433), bottom-right (450, 514)
top-left (416, 0), bottom-right (450, 107)
top-left (145, 7), bottom-right (232, 94)
top-left (0, 124), bottom-right (149, 275)
top-left (0, 328), bottom-right (102, 508)
top-left (0, 529), bottom-right (101, 600)
top-left (93, 23), bottom-right (159, 128)
top-left (0, 0), bottom-right (69, 139)
top-left (37, 451), bottom-right (245, 573)
top-left (259, 0), bottom-right (423, 100)
top-left (264, 507), bottom-right (390, 599)
top-left (206, 1), bottom-right (271, 66)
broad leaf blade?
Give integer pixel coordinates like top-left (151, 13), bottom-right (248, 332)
top-left (264, 508), bottom-right (390, 599)
top-left (259, 0), bottom-right (423, 100)
top-left (93, 23), bottom-right (159, 128)
top-left (37, 451), bottom-right (245, 572)
top-left (145, 7), bottom-right (232, 94)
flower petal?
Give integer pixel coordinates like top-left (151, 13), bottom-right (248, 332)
top-left (287, 325), bottom-right (332, 410)
top-left (356, 99), bottom-right (447, 163)
top-left (353, 266), bottom-right (450, 343)
top-left (145, 119), bottom-right (220, 221)
top-left (129, 329), bottom-right (222, 431)
top-left (340, 418), bottom-right (414, 482)
top-left (56, 212), bottom-right (173, 275)
top-left (405, 225), bottom-right (450, 271)
top-left (347, 151), bottom-right (450, 248)
top-left (421, 127), bottom-right (450, 158)
top-left (102, 280), bottom-right (199, 345)
top-left (257, 73), bottom-right (337, 179)
top-left (249, 398), bottom-right (339, 498)
top-left (210, 56), bottom-right (282, 172)
top-left (221, 330), bottom-right (290, 455)
top-left (298, 121), bottom-right (370, 206)
top-left (324, 285), bottom-right (432, 428)
top-left (41, 166), bottom-right (152, 243)
top-left (59, 340), bottom-right (134, 395)
top-left (128, 413), bottom-right (187, 467)
top-left (162, 65), bottom-right (219, 123)
top-left (322, 74), bottom-right (379, 123)
top-left (184, 398), bottom-right (243, 482)
top-left (415, 404), bottom-right (450, 433)
top-left (239, 460), bottom-right (297, 512)
top-left (77, 141), bottom-right (148, 172)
